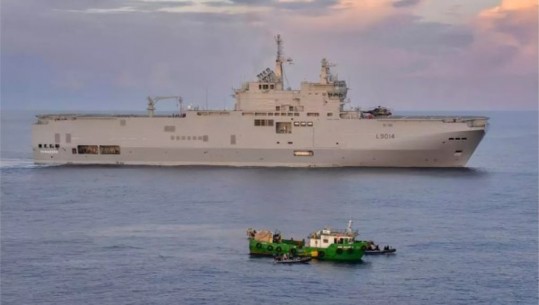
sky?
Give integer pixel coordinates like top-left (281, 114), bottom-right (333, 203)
top-left (1, 0), bottom-right (537, 111)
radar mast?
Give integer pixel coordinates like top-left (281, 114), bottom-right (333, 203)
top-left (274, 34), bottom-right (292, 90)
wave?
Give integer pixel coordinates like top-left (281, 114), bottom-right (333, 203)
top-left (0, 158), bottom-right (56, 169)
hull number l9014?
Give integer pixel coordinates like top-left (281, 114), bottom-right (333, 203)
top-left (376, 133), bottom-right (395, 139)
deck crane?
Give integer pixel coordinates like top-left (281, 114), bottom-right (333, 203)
top-left (147, 96), bottom-right (183, 117)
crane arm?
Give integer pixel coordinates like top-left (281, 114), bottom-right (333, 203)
top-left (147, 96), bottom-right (183, 117)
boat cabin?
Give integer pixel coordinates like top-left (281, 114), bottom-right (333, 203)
top-left (306, 221), bottom-right (358, 249)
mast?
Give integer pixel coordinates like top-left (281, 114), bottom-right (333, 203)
top-left (275, 34), bottom-right (284, 89)
top-left (274, 34), bottom-right (292, 90)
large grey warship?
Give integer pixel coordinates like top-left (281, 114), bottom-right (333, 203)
top-left (32, 35), bottom-right (488, 167)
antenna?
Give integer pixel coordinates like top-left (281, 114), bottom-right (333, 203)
top-left (274, 34), bottom-right (293, 90)
top-left (205, 87), bottom-right (208, 110)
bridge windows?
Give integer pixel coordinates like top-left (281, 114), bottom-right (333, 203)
top-left (258, 84), bottom-right (275, 90)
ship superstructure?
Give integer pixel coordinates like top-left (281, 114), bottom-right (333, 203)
top-left (32, 35), bottom-right (488, 167)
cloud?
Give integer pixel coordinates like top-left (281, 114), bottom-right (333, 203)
top-left (392, 0), bottom-right (421, 9)
top-left (1, 0), bottom-right (537, 111)
top-left (472, 0), bottom-right (538, 75)
top-left (359, 14), bottom-right (474, 54)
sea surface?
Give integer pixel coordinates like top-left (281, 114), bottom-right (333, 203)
top-left (1, 110), bottom-right (537, 305)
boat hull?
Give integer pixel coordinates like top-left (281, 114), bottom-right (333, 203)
top-left (303, 242), bottom-right (367, 262)
top-left (249, 239), bottom-right (367, 262)
top-left (249, 239), bottom-right (300, 257)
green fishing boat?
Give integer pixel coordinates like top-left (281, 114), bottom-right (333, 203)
top-left (247, 221), bottom-right (368, 262)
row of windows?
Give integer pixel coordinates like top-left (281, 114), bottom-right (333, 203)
top-left (293, 121), bottom-right (314, 127)
top-left (259, 84), bottom-right (275, 90)
top-left (170, 135), bottom-right (209, 142)
top-left (75, 145), bottom-right (120, 155)
top-left (327, 92), bottom-right (344, 98)
top-left (38, 144), bottom-right (60, 149)
top-left (196, 112), bottom-right (230, 116)
top-left (276, 106), bottom-right (302, 112)
top-left (449, 137), bottom-right (467, 141)
top-left (242, 112), bottom-right (333, 117)
top-left (243, 112), bottom-right (300, 117)
top-left (254, 119), bottom-right (274, 126)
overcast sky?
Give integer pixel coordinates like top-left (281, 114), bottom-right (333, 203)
top-left (1, 0), bottom-right (537, 111)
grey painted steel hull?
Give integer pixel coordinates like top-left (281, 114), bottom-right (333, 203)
top-left (32, 114), bottom-right (487, 167)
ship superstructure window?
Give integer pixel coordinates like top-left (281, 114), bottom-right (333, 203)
top-left (100, 145), bottom-right (121, 155)
top-left (78, 145), bottom-right (98, 154)
top-left (38, 144), bottom-right (42, 148)
top-left (254, 119), bottom-right (274, 126)
top-left (327, 113), bottom-right (333, 117)
top-left (72, 148), bottom-right (77, 154)
top-left (164, 126), bottom-right (175, 132)
top-left (276, 122), bottom-right (292, 134)
top-left (293, 121), bottom-right (313, 127)
top-left (307, 113), bottom-right (319, 117)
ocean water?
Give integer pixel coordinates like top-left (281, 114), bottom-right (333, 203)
top-left (1, 110), bottom-right (537, 305)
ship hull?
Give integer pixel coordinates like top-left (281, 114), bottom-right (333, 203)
top-left (303, 243), bottom-right (367, 262)
top-left (32, 114), bottom-right (487, 167)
